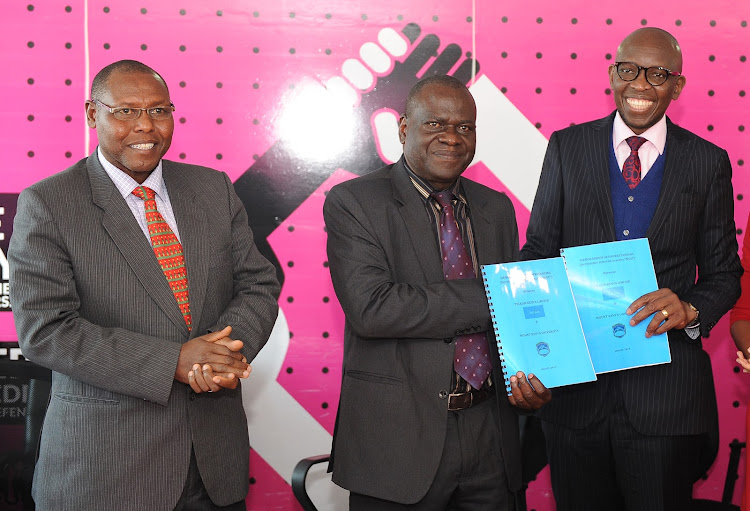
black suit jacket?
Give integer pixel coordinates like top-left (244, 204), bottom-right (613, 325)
top-left (323, 158), bottom-right (523, 503)
top-left (521, 112), bottom-right (741, 435)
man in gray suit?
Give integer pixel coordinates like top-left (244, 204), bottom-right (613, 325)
top-left (8, 60), bottom-right (280, 510)
top-left (323, 75), bottom-right (550, 510)
top-left (521, 28), bottom-right (742, 510)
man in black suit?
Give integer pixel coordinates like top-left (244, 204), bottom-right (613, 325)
top-left (521, 27), bottom-right (742, 510)
top-left (324, 75), bottom-right (550, 509)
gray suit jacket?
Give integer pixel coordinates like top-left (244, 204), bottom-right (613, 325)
top-left (521, 112), bottom-right (741, 435)
top-left (8, 152), bottom-right (280, 510)
top-left (323, 158), bottom-right (523, 504)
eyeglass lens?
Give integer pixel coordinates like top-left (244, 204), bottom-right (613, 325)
top-left (112, 107), bottom-right (173, 121)
top-left (616, 63), bottom-right (670, 86)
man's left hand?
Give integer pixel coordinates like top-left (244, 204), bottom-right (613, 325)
top-left (626, 288), bottom-right (697, 337)
top-left (189, 363), bottom-right (251, 393)
top-left (508, 372), bottom-right (551, 410)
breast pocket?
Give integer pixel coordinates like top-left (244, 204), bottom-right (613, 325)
top-left (670, 191), bottom-right (703, 228)
top-left (209, 245), bottom-right (233, 269)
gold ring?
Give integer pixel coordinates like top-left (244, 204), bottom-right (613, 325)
top-left (661, 309), bottom-right (669, 318)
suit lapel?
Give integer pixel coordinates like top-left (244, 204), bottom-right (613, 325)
top-left (391, 160), bottom-right (444, 282)
top-left (88, 155), bottom-right (190, 335)
top-left (461, 182), bottom-right (497, 265)
top-left (646, 118), bottom-right (692, 239)
top-left (586, 113), bottom-right (618, 241)
top-left (163, 161), bottom-right (210, 335)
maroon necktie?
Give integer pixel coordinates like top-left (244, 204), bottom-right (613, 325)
top-left (432, 190), bottom-right (491, 389)
top-left (132, 186), bottom-right (192, 330)
top-left (622, 136), bottom-right (647, 189)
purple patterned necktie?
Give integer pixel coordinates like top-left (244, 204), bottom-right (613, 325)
top-left (432, 190), bottom-right (492, 389)
top-left (622, 136), bottom-right (647, 189)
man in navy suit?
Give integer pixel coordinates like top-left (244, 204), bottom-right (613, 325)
top-left (521, 27), bottom-right (741, 510)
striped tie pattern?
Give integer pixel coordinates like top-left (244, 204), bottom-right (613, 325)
top-left (432, 190), bottom-right (492, 389)
top-left (132, 186), bottom-right (192, 329)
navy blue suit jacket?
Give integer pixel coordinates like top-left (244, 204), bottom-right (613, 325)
top-left (521, 112), bottom-right (741, 436)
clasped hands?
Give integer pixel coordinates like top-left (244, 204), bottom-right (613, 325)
top-left (625, 288), bottom-right (698, 337)
top-left (175, 326), bottom-right (251, 394)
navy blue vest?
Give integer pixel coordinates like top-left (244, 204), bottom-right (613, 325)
top-left (608, 137), bottom-right (666, 240)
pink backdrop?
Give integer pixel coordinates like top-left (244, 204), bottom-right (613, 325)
top-left (1, 1), bottom-right (749, 509)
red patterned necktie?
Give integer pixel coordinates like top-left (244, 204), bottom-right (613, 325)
top-left (431, 190), bottom-right (491, 389)
top-left (622, 136), bottom-right (647, 189)
top-left (132, 186), bottom-right (192, 330)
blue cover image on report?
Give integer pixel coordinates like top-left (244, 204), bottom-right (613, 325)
top-left (481, 258), bottom-right (597, 393)
top-left (560, 239), bottom-right (671, 374)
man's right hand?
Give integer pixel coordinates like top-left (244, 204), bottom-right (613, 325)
top-left (175, 326), bottom-right (250, 392)
top-left (507, 372), bottom-right (551, 411)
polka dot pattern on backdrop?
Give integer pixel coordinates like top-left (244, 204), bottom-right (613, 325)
top-left (3, 3), bottom-right (749, 510)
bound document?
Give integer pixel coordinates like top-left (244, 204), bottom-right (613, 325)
top-left (480, 257), bottom-right (597, 394)
top-left (560, 239), bottom-right (671, 374)
top-left (481, 238), bottom-right (671, 394)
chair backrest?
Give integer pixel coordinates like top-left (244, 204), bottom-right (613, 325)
top-left (0, 359), bottom-right (51, 511)
top-left (690, 439), bottom-right (746, 511)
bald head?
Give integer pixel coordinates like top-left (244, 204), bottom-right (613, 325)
top-left (617, 27), bottom-right (683, 73)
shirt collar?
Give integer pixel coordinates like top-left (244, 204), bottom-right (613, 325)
top-left (403, 159), bottom-right (465, 203)
top-left (97, 146), bottom-right (166, 199)
top-left (613, 111), bottom-right (667, 155)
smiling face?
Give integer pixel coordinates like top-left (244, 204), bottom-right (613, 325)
top-left (399, 82), bottom-right (477, 191)
top-left (85, 69), bottom-right (174, 183)
top-left (609, 28), bottom-right (686, 134)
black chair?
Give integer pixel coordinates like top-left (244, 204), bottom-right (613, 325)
top-left (0, 359), bottom-right (51, 511)
top-left (291, 416), bottom-right (548, 511)
top-left (291, 454), bottom-right (332, 511)
top-left (690, 439), bottom-right (746, 511)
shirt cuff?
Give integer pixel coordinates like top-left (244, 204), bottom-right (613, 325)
top-left (685, 324), bottom-right (701, 340)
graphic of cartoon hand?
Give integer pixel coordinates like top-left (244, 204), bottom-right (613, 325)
top-left (234, 23), bottom-right (479, 286)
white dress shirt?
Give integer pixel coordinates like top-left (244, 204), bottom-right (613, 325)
top-left (98, 147), bottom-right (182, 242)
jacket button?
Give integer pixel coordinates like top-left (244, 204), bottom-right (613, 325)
top-left (189, 393), bottom-right (196, 401)
top-left (444, 337), bottom-right (452, 344)
top-left (438, 390), bottom-right (448, 399)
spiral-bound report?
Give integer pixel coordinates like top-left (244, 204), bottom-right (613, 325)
top-left (481, 257), bottom-right (597, 395)
top-left (481, 239), bottom-right (671, 395)
top-left (559, 238), bottom-right (671, 374)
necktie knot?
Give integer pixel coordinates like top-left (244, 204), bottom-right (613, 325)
top-left (431, 190), bottom-right (456, 211)
top-left (132, 186), bottom-right (156, 201)
top-left (626, 136), bottom-right (647, 153)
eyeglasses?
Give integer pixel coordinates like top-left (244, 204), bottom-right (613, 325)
top-left (613, 62), bottom-right (681, 87)
top-left (92, 99), bottom-right (175, 121)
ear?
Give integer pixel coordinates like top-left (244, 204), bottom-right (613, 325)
top-left (671, 75), bottom-right (686, 100)
top-left (85, 100), bottom-right (97, 128)
top-left (398, 115), bottom-right (407, 144)
top-left (608, 64), bottom-right (617, 91)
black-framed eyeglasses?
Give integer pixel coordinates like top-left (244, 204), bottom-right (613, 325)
top-left (614, 62), bottom-right (681, 86)
top-left (92, 99), bottom-right (175, 121)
